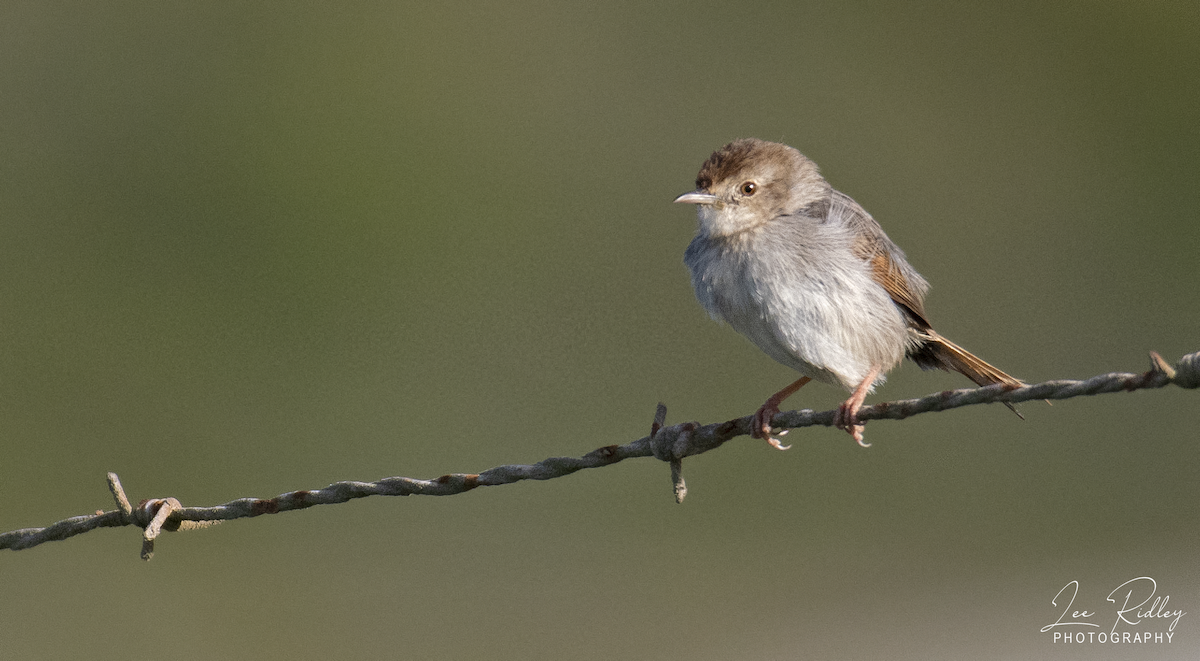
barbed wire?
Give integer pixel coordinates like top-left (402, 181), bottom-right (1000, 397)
top-left (3, 350), bottom-right (1196, 560)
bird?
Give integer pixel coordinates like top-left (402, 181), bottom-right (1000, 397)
top-left (675, 138), bottom-right (1023, 449)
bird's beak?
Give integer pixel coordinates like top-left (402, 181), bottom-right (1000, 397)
top-left (673, 190), bottom-right (718, 205)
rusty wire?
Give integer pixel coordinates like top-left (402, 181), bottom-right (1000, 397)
top-left (3, 350), bottom-right (1196, 560)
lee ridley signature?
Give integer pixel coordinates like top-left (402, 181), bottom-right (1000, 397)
top-left (1041, 577), bottom-right (1186, 641)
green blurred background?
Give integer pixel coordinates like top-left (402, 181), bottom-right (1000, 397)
top-left (2, 2), bottom-right (1198, 658)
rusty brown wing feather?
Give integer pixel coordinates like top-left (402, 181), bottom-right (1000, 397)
top-left (866, 250), bottom-right (931, 329)
top-left (861, 240), bottom-right (1025, 418)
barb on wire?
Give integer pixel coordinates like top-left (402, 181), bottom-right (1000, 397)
top-left (2, 350), bottom-right (1196, 560)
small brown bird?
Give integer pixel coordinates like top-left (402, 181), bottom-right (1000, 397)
top-left (676, 138), bottom-right (1022, 448)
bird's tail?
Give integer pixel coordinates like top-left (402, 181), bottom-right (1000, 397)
top-left (908, 330), bottom-right (1025, 419)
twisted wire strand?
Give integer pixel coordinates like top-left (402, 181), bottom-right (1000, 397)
top-left (3, 351), bottom-right (1195, 559)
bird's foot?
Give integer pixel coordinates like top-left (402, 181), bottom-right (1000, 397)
top-left (834, 366), bottom-right (879, 448)
top-left (752, 402), bottom-right (791, 451)
top-left (834, 400), bottom-right (870, 447)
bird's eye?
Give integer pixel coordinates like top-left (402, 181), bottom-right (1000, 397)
top-left (740, 182), bottom-right (757, 196)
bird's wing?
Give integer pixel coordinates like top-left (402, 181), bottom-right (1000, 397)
top-left (865, 248), bottom-right (931, 330)
top-left (828, 191), bottom-right (932, 328)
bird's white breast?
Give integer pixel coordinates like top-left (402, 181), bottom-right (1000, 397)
top-left (684, 217), bottom-right (910, 391)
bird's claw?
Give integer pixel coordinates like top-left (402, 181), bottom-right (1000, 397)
top-left (753, 403), bottom-right (792, 450)
top-left (766, 434), bottom-right (792, 451)
top-left (835, 402), bottom-right (870, 447)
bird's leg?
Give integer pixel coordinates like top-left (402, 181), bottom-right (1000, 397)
top-left (835, 365), bottom-right (881, 447)
top-left (752, 376), bottom-right (811, 450)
